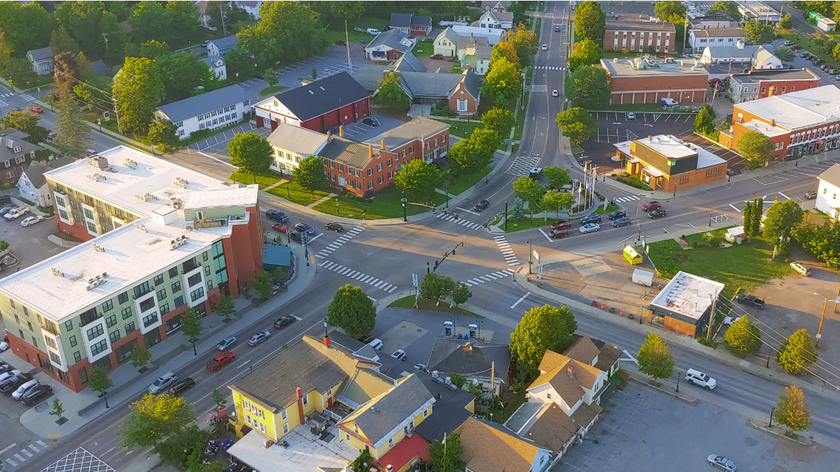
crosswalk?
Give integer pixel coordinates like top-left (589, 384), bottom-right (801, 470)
top-left (319, 261), bottom-right (398, 293)
top-left (20, 94), bottom-right (35, 102)
top-left (2, 440), bottom-right (50, 468)
top-left (0, 92), bottom-right (14, 98)
top-left (434, 212), bottom-right (483, 230)
top-left (505, 155), bottom-right (541, 176)
top-left (463, 269), bottom-right (516, 287)
top-left (531, 85), bottom-right (547, 93)
top-left (613, 195), bottom-right (640, 203)
top-left (494, 235), bottom-right (520, 266)
top-left (315, 226), bottom-right (364, 259)
top-left (0, 100), bottom-right (7, 108)
top-left (534, 65), bottom-right (565, 70)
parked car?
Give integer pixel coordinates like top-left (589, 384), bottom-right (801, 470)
top-left (0, 362), bottom-right (12, 374)
top-left (579, 223), bottom-right (600, 234)
top-left (642, 201), bottom-right (661, 211)
top-left (707, 455), bottom-right (736, 471)
top-left (660, 98), bottom-right (678, 106)
top-left (29, 106), bottom-right (43, 114)
top-left (626, 112), bottom-right (636, 120)
top-left (685, 368), bottom-right (716, 390)
top-left (723, 316), bottom-right (740, 327)
top-left (790, 261), bottom-right (812, 276)
top-left (551, 220), bottom-right (572, 230)
top-left (149, 372), bottom-right (177, 394)
top-left (289, 231), bottom-right (303, 243)
top-left (20, 216), bottom-right (43, 227)
top-left (325, 222), bottom-right (344, 233)
top-left (581, 213), bottom-right (602, 225)
top-left (612, 217), bottom-right (632, 227)
top-left (648, 209), bottom-right (667, 219)
top-left (248, 331), bottom-right (271, 346)
top-left (295, 223), bottom-right (316, 235)
top-left (207, 352), bottom-right (235, 371)
top-left (272, 223), bottom-right (288, 233)
top-left (12, 379), bottom-right (40, 400)
top-left (554, 25), bottom-right (561, 32)
top-left (366, 28), bottom-right (381, 35)
top-left (169, 378), bottom-right (196, 397)
top-left (608, 210), bottom-right (626, 220)
top-left (21, 384), bottom-right (52, 405)
top-left (4, 206), bottom-right (29, 220)
top-left (274, 315), bottom-right (296, 330)
top-left (265, 210), bottom-right (289, 223)
top-left (0, 206), bottom-right (13, 216)
top-left (216, 336), bottom-right (237, 351)
top-left (548, 228), bottom-right (569, 239)
top-left (0, 373), bottom-right (31, 393)
top-left (430, 54), bottom-right (444, 60)
top-left (368, 338), bottom-right (383, 350)
top-left (0, 370), bottom-right (22, 389)
top-left (473, 200), bottom-right (490, 212)
top-left (805, 190), bottom-right (818, 199)
top-left (391, 349), bottom-right (406, 361)
top-left (735, 294), bottom-right (765, 308)
top-left (362, 117), bottom-right (381, 127)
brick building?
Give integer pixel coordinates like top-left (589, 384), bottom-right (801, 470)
top-left (718, 85), bottom-right (840, 163)
top-left (614, 135), bottom-right (728, 192)
top-left (603, 14), bottom-right (675, 53)
top-left (647, 271), bottom-right (725, 338)
top-left (253, 72), bottom-right (371, 134)
top-left (599, 57), bottom-right (708, 105)
top-left (728, 69), bottom-right (820, 103)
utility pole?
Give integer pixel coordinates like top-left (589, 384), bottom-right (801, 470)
top-left (111, 95), bottom-right (123, 134)
top-left (706, 292), bottom-right (718, 343)
top-left (101, 33), bottom-right (110, 62)
top-left (220, 4), bottom-right (227, 36)
top-left (682, 10), bottom-right (689, 55)
top-left (490, 361), bottom-right (495, 401)
top-left (345, 20), bottom-right (352, 74)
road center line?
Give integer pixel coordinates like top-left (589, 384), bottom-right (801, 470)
top-left (510, 292), bottom-right (531, 309)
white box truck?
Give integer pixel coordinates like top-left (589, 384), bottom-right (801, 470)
top-left (632, 269), bottom-right (653, 286)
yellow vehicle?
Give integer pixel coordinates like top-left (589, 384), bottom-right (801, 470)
top-left (623, 245), bottom-right (643, 265)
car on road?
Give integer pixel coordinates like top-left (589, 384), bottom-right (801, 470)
top-left (554, 25), bottom-right (560, 32)
top-left (368, 338), bottom-right (383, 350)
top-left (266, 210), bottom-right (289, 223)
top-left (289, 231), bottom-right (303, 243)
top-left (274, 315), bottom-right (296, 330)
top-left (686, 368), bottom-right (716, 390)
top-left (707, 454), bottom-right (736, 471)
top-left (248, 331), bottom-right (271, 346)
top-left (790, 261), bottom-right (812, 276)
top-left (272, 223), bottom-right (288, 233)
top-left (551, 220), bottom-right (572, 230)
top-left (579, 223), bottom-right (600, 234)
top-left (473, 199), bottom-right (490, 212)
top-left (642, 201), bottom-right (661, 211)
top-left (29, 106), bottom-right (42, 114)
top-left (20, 215), bottom-right (43, 227)
top-left (648, 209), bottom-right (666, 219)
top-left (805, 190), bottom-right (818, 199)
top-left (12, 379), bottom-right (40, 400)
top-left (4, 206), bottom-right (29, 220)
top-left (295, 223), bottom-right (316, 235)
top-left (13, 107), bottom-right (22, 112)
top-left (541, 43), bottom-right (547, 51)
top-left (552, 90), bottom-right (559, 97)
top-left (723, 316), bottom-right (740, 327)
top-left (21, 384), bottom-right (52, 405)
top-left (581, 214), bottom-right (601, 225)
top-left (430, 54), bottom-right (444, 60)
top-left (414, 363), bottom-right (427, 371)
top-left (169, 378), bottom-right (196, 397)
top-left (325, 222), bottom-right (344, 232)
top-left (612, 217), bottom-right (631, 227)
top-left (607, 210), bottom-right (626, 220)
top-left (660, 97), bottom-right (678, 106)
top-left (0, 373), bottom-right (31, 393)
top-left (735, 294), bottom-right (764, 308)
top-left (149, 372), bottom-right (177, 394)
top-left (206, 352), bottom-right (235, 371)
top-left (362, 117), bottom-right (381, 126)
top-left (548, 228), bottom-right (569, 239)
top-left (217, 336), bottom-right (237, 351)
top-left (391, 349), bottom-right (406, 361)
top-left (529, 167), bottom-right (543, 179)
top-left (627, 112), bottom-right (635, 120)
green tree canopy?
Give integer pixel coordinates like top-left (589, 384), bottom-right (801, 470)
top-left (774, 385), bottom-right (812, 433)
top-left (129, 343), bottom-right (152, 370)
top-left (394, 158), bottom-right (440, 201)
top-left (512, 175), bottom-right (546, 209)
top-left (764, 199), bottom-right (803, 255)
top-left (543, 167), bottom-right (572, 190)
top-left (565, 65), bottom-right (610, 109)
top-left (568, 38), bottom-right (601, 71)
top-left (779, 13), bottom-right (792, 29)
top-left (137, 40), bottom-right (170, 60)
top-left (491, 41), bottom-right (520, 68)
top-left (427, 432), bottom-right (466, 472)
top-left (165, 1), bottom-right (200, 42)
top-left (121, 393), bottom-right (195, 450)
top-left (452, 282), bottom-right (472, 307)
top-left (238, 2), bottom-right (328, 69)
top-left (637, 333), bottom-right (674, 381)
top-left (113, 57), bottom-right (165, 132)
top-left (482, 107), bottom-right (515, 138)
top-left (723, 315), bottom-right (762, 356)
top-left (793, 219), bottom-right (840, 267)
top-left (574, 1), bottom-right (606, 44)
top-left (736, 130), bottom-right (774, 168)
top-left (293, 155), bottom-right (326, 192)
top-left (0, 110), bottom-right (48, 144)
top-left (510, 304), bottom-right (578, 374)
top-left (89, 365), bottom-right (113, 395)
top-left (708, 1), bottom-right (742, 21)
top-left (158, 51), bottom-right (215, 97)
top-left (376, 72), bottom-right (410, 110)
top-left (214, 294), bottom-right (236, 319)
top-left (694, 106), bottom-right (717, 137)
top-left (556, 107), bottom-right (596, 144)
top-left (506, 24), bottom-right (539, 66)
top-left (50, 26), bottom-right (80, 56)
top-left (482, 58), bottom-right (522, 104)
top-left (327, 284), bottom-right (376, 336)
top-left (420, 273), bottom-right (455, 303)
top-left (542, 190), bottom-right (575, 217)
top-left (228, 132), bottom-right (273, 176)
top-left (774, 46), bottom-right (794, 62)
top-left (129, 1), bottom-right (172, 44)
top-left (311, 1), bottom-right (367, 25)
top-left (449, 128), bottom-right (498, 177)
top-left (263, 68), bottom-right (279, 87)
top-left (181, 308), bottom-right (203, 340)
top-left (147, 119), bottom-right (179, 149)
top-left (54, 52), bottom-right (81, 92)
top-left (744, 22), bottom-right (775, 45)
top-left (776, 328), bottom-right (817, 375)
top-left (654, 2), bottom-right (686, 21)
top-left (253, 269), bottom-right (273, 299)
top-left (0, 2), bottom-right (52, 57)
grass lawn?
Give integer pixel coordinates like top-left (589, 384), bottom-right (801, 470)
top-left (595, 203), bottom-right (619, 214)
top-left (323, 14), bottom-right (390, 46)
top-left (444, 166), bottom-right (492, 196)
top-left (504, 214), bottom-right (556, 232)
top-left (435, 119), bottom-right (505, 150)
top-left (646, 230), bottom-right (793, 297)
top-left (230, 171), bottom-right (283, 189)
top-left (389, 295), bottom-right (483, 318)
top-left (260, 85), bottom-right (288, 96)
top-left (266, 180), bottom-right (331, 206)
top-left (312, 188), bottom-right (447, 219)
top-left (412, 40), bottom-right (434, 57)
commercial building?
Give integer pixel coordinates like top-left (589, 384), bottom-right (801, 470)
top-left (603, 14), bottom-right (675, 53)
top-left (253, 72), bottom-right (371, 134)
top-left (688, 16), bottom-right (739, 30)
top-left (735, 1), bottom-right (780, 24)
top-left (364, 29), bottom-right (416, 62)
top-left (718, 85), bottom-right (840, 162)
top-left (687, 27), bottom-right (745, 54)
top-left (599, 57), bottom-right (708, 105)
top-left (614, 134), bottom-right (728, 192)
top-left (0, 128), bottom-right (45, 185)
top-left (392, 65), bottom-right (483, 115)
top-left (647, 271), bottom-right (725, 337)
top-left (0, 146), bottom-right (263, 392)
top-left (815, 164), bottom-right (840, 219)
top-left (728, 68), bottom-right (820, 103)
top-left (155, 84), bottom-right (251, 139)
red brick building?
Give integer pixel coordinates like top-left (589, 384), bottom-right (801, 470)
top-left (614, 135), bottom-right (728, 192)
top-left (603, 15), bottom-right (675, 53)
top-left (728, 68), bottom-right (820, 103)
top-left (253, 72), bottom-right (371, 133)
top-left (600, 57), bottom-right (708, 105)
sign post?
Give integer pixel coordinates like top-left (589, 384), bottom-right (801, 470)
top-left (412, 273), bottom-right (419, 308)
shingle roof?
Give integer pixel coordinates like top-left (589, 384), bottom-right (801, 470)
top-left (91, 60), bottom-right (110, 77)
top-left (564, 337), bottom-right (601, 366)
top-left (209, 34), bottom-right (239, 55)
top-left (366, 29), bottom-right (414, 53)
top-left (390, 13), bottom-right (413, 28)
top-left (524, 401), bottom-right (602, 452)
top-left (461, 417), bottom-right (545, 472)
top-left (23, 156), bottom-right (75, 189)
top-left (427, 339), bottom-right (511, 378)
top-left (0, 129), bottom-right (42, 161)
top-left (156, 84), bottom-right (250, 123)
top-left (818, 163), bottom-right (840, 187)
top-left (457, 35), bottom-right (490, 49)
top-left (414, 372), bottom-right (474, 442)
top-left (435, 27), bottom-right (460, 45)
top-left (266, 123), bottom-right (329, 157)
top-left (410, 15), bottom-right (432, 27)
top-left (462, 67), bottom-right (482, 99)
top-left (399, 71), bottom-right (463, 99)
top-left (393, 52), bottom-right (427, 73)
top-left (692, 27), bottom-right (745, 38)
top-left (529, 352), bottom-right (600, 407)
top-left (269, 72), bottom-right (370, 123)
top-left (730, 68), bottom-right (818, 84)
top-left (319, 136), bottom-right (374, 169)
top-left (364, 117), bottom-right (449, 150)
top-left (27, 47), bottom-right (53, 62)
top-left (203, 54), bottom-right (225, 67)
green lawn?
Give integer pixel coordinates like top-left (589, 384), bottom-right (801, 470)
top-left (312, 188), bottom-right (447, 220)
top-left (266, 181), bottom-right (331, 206)
top-left (595, 203), bottom-right (619, 214)
top-left (260, 85), bottom-right (288, 96)
top-left (503, 213), bottom-right (557, 232)
top-left (780, 32), bottom-right (840, 69)
top-left (323, 14), bottom-right (390, 46)
top-left (445, 166), bottom-right (493, 196)
top-left (230, 171), bottom-right (283, 189)
top-left (389, 295), bottom-right (483, 318)
top-left (646, 230), bottom-right (793, 297)
top-left (412, 40), bottom-right (435, 57)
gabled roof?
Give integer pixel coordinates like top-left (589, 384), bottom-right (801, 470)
top-left (473, 9), bottom-right (514, 25)
top-left (22, 157), bottom-right (75, 189)
top-left (457, 35), bottom-right (490, 50)
top-left (364, 117), bottom-right (449, 150)
top-left (410, 15), bottom-right (432, 27)
top-left (0, 129), bottom-right (42, 161)
top-left (209, 34), bottom-right (239, 55)
top-left (435, 27), bottom-right (460, 45)
top-left (203, 55), bottom-right (225, 67)
top-left (90, 60), bottom-right (110, 77)
top-left (366, 29), bottom-right (414, 53)
top-left (156, 84), bottom-right (250, 123)
top-left (27, 47), bottom-right (53, 62)
top-left (461, 67), bottom-right (482, 98)
top-left (319, 136), bottom-right (373, 169)
top-left (390, 13), bottom-right (413, 28)
top-left (529, 352), bottom-right (600, 407)
top-left (461, 417), bottom-right (546, 472)
top-left (265, 72), bottom-right (370, 123)
top-left (266, 122), bottom-right (329, 157)
top-left (524, 401), bottom-right (602, 452)
top-left (427, 339), bottom-right (511, 378)
top-left (393, 52), bottom-right (427, 73)
top-left (564, 337), bottom-right (601, 366)
top-left (414, 371), bottom-right (474, 442)
top-left (818, 163), bottom-right (840, 187)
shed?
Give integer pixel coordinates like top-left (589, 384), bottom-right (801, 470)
top-left (725, 225), bottom-right (746, 244)
top-left (262, 244), bottom-right (291, 270)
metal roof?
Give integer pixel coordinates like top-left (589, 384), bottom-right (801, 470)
top-left (156, 84), bottom-right (250, 123)
top-left (266, 122), bottom-right (329, 156)
top-left (259, 72), bottom-right (370, 123)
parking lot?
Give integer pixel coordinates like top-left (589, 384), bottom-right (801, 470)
top-left (0, 202), bottom-right (67, 279)
top-left (188, 122), bottom-right (268, 155)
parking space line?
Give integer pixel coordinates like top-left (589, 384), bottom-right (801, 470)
top-left (538, 228), bottom-right (552, 242)
top-left (729, 204), bottom-right (741, 212)
top-left (778, 192), bottom-right (789, 200)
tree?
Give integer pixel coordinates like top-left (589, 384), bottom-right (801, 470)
top-left (723, 315), bottom-right (762, 356)
top-left (543, 167), bottom-right (572, 190)
top-left (50, 26), bottom-right (80, 56)
top-left (449, 130), bottom-right (497, 177)
top-left (73, 76), bottom-right (113, 112)
top-left (752, 197), bottom-right (764, 237)
top-left (121, 393), bottom-right (195, 450)
top-left (491, 41), bottom-right (520, 68)
top-left (158, 52), bottom-right (214, 97)
top-left (55, 2), bottom-right (128, 59)
top-left (774, 46), bottom-right (794, 63)
top-left (394, 158), bottom-right (440, 201)
top-left (708, 1), bottom-right (742, 21)
top-left (130, 343), bottom-right (153, 370)
top-left (506, 24), bottom-right (539, 66)
top-left (452, 282), bottom-right (472, 307)
top-left (568, 38), bottom-right (601, 71)
top-left (482, 58), bottom-right (522, 104)
top-left (774, 385), bottom-right (811, 434)
top-left (654, 2), bottom-right (687, 21)
top-left (742, 201), bottom-right (755, 237)
top-left (215, 294), bottom-right (236, 319)
top-left (165, 1), bottom-right (200, 42)
top-left (376, 73), bottom-right (410, 110)
top-left (138, 40), bottom-right (170, 60)
top-left (228, 132), bottom-right (273, 176)
top-left (512, 176), bottom-right (546, 210)
top-left (574, 1), bottom-right (606, 44)
top-left (129, 1), bottom-right (172, 44)
top-left (694, 106), bottom-right (716, 137)
top-left (181, 309), bottom-right (204, 355)
top-left (427, 432), bottom-right (465, 472)
top-left (482, 107), bottom-right (515, 138)
top-left (88, 365), bottom-right (113, 397)
top-left (0, 2), bottom-right (53, 56)
top-left (776, 329), bottom-right (817, 375)
top-left (350, 449), bottom-right (372, 472)
top-left (556, 107), bottom-right (597, 144)
top-left (764, 199), bottom-right (803, 256)
top-left (327, 284), bottom-right (376, 336)
top-left (147, 119), bottom-right (179, 150)
top-left (420, 273), bottom-right (455, 303)
top-left (0, 110), bottom-right (48, 144)
top-left (238, 2), bottom-right (328, 69)
top-left (736, 130), bottom-right (774, 169)
top-left (211, 388), bottom-right (227, 410)
top-left (253, 269), bottom-right (274, 299)
top-left (510, 305), bottom-right (578, 374)
top-left (542, 191), bottom-right (575, 217)
top-left (780, 13), bottom-right (792, 29)
top-left (77, 52), bottom-right (94, 82)
top-left (566, 66), bottom-right (610, 109)
top-left (744, 22), bottom-right (775, 45)
top-left (113, 57), bottom-right (165, 132)
top-left (50, 397), bottom-right (65, 419)
top-left (55, 90), bottom-right (93, 158)
top-left (54, 52), bottom-right (81, 92)
top-left (293, 155), bottom-right (326, 193)
top-left (637, 333), bottom-right (674, 381)
top-left (263, 68), bottom-right (278, 87)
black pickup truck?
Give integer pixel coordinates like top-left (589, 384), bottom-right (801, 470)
top-left (735, 294), bottom-right (765, 308)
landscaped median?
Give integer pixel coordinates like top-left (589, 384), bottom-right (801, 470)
top-left (312, 190), bottom-right (447, 220)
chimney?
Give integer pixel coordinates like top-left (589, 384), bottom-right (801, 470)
top-left (368, 144), bottom-right (374, 158)
top-left (339, 125), bottom-right (344, 137)
top-left (323, 335), bottom-right (331, 348)
top-left (326, 130), bottom-right (332, 142)
top-left (567, 365), bottom-right (574, 377)
top-left (296, 387), bottom-right (305, 423)
top-left (380, 139), bottom-right (386, 150)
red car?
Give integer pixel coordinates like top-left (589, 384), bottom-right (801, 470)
top-left (272, 223), bottom-right (287, 233)
top-left (29, 106), bottom-right (43, 114)
top-left (430, 54), bottom-right (444, 60)
top-left (551, 220), bottom-right (572, 230)
top-left (642, 201), bottom-right (660, 212)
top-left (206, 352), bottom-right (235, 371)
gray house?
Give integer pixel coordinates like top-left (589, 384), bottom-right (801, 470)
top-left (26, 47), bottom-right (53, 75)
top-left (18, 157), bottom-right (75, 206)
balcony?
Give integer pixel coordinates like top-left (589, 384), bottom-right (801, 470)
top-left (79, 307), bottom-right (101, 327)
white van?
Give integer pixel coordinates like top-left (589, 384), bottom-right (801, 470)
top-left (368, 338), bottom-right (383, 350)
top-left (660, 97), bottom-right (679, 106)
top-left (12, 378), bottom-right (39, 400)
top-left (685, 368), bottom-right (716, 390)
top-left (790, 262), bottom-right (812, 276)
top-left (366, 28), bottom-right (381, 35)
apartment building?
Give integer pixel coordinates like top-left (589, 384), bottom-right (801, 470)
top-left (728, 69), bottom-right (820, 103)
top-left (603, 15), bottom-right (675, 53)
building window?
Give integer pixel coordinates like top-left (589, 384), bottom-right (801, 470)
top-left (367, 181), bottom-right (373, 190)
top-left (283, 423), bottom-right (289, 434)
top-left (175, 296), bottom-right (185, 308)
top-left (139, 297), bottom-right (155, 313)
top-left (190, 287), bottom-right (205, 302)
top-left (172, 281), bottom-right (182, 293)
top-left (65, 320), bottom-right (73, 331)
top-left (281, 409), bottom-right (287, 420)
top-left (345, 433), bottom-right (350, 441)
top-left (302, 395), bottom-right (309, 406)
top-left (378, 176), bottom-right (383, 184)
top-left (86, 324), bottom-right (104, 341)
top-left (367, 168), bottom-right (373, 176)
top-left (74, 351), bottom-right (82, 363)
top-left (157, 288), bottom-right (167, 301)
top-left (388, 438), bottom-right (393, 448)
top-left (90, 339), bottom-right (108, 356)
top-left (142, 312), bottom-right (159, 328)
top-left (204, 265), bottom-right (211, 277)
top-left (106, 315), bottom-right (117, 328)
top-left (102, 300), bottom-right (114, 312)
top-left (376, 163), bottom-right (382, 172)
top-left (110, 330), bottom-right (121, 343)
top-left (188, 273), bottom-right (202, 287)
top-left (169, 267), bottom-right (179, 278)
top-left (119, 292), bottom-right (129, 304)
top-left (153, 274), bottom-right (164, 286)
top-left (125, 322), bottom-right (136, 335)
top-left (160, 303), bottom-right (170, 316)
top-left (122, 306), bottom-right (133, 320)
top-left (69, 335), bottom-right (77, 347)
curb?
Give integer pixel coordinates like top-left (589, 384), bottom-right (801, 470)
top-left (748, 418), bottom-right (814, 446)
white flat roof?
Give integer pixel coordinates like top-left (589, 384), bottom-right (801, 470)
top-left (694, 145), bottom-right (727, 169)
top-left (735, 85), bottom-right (840, 131)
top-left (650, 271), bottom-right (725, 320)
top-left (45, 146), bottom-right (230, 217)
top-left (600, 58), bottom-right (709, 77)
top-left (740, 120), bottom-right (788, 138)
top-left (637, 135), bottom-right (696, 159)
top-left (228, 428), bottom-right (356, 472)
top-left (183, 186), bottom-right (259, 210)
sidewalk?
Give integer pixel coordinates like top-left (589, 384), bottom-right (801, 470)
top-left (16, 242), bottom-right (317, 440)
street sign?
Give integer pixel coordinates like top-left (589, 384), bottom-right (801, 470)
top-left (412, 273), bottom-right (418, 287)
top-left (532, 250), bottom-right (540, 262)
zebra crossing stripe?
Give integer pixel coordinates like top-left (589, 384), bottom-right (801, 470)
top-left (361, 275), bottom-right (373, 283)
top-left (316, 254), bottom-right (325, 259)
top-left (22, 450), bottom-right (32, 458)
top-left (369, 278), bottom-right (380, 285)
top-left (480, 276), bottom-right (494, 281)
top-left (387, 286), bottom-right (397, 293)
top-left (465, 281), bottom-right (473, 287)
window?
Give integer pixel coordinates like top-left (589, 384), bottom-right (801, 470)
top-left (74, 351), bottom-right (82, 363)
top-left (283, 423), bottom-right (289, 434)
top-left (119, 292), bottom-right (129, 304)
top-left (174, 296), bottom-right (185, 308)
top-left (106, 315), bottom-right (117, 328)
top-left (172, 281), bottom-right (182, 293)
top-left (139, 297), bottom-right (155, 313)
top-left (90, 339), bottom-right (108, 356)
top-left (153, 274), bottom-right (164, 286)
top-left (204, 265), bottom-right (211, 277)
top-left (45, 337), bottom-right (57, 349)
top-left (101, 300), bottom-right (113, 312)
top-left (169, 267), bottom-right (179, 278)
top-left (190, 287), bottom-right (205, 302)
top-left (134, 281), bottom-right (152, 298)
top-left (121, 306), bottom-right (132, 320)
top-left (401, 150), bottom-right (406, 158)
top-left (109, 330), bottom-right (121, 343)
top-left (378, 176), bottom-right (383, 184)
top-left (86, 324), bottom-right (104, 341)
top-left (142, 312), bottom-right (159, 328)
top-left (408, 146), bottom-right (413, 154)
top-left (367, 181), bottom-right (373, 190)
top-left (69, 335), bottom-right (77, 347)
top-left (125, 322), bottom-right (136, 335)
top-left (27, 321), bottom-right (33, 332)
top-left (423, 408), bottom-right (428, 418)
top-left (188, 273), bottom-right (202, 287)
top-left (345, 433), bottom-right (351, 441)
top-left (368, 168), bottom-right (373, 176)
top-left (547, 393), bottom-right (552, 399)
top-left (65, 320), bottom-right (73, 331)
top-left (302, 395), bottom-right (309, 406)
top-left (160, 302), bottom-right (170, 316)
top-left (207, 279), bottom-right (214, 290)
top-left (157, 288), bottom-right (167, 301)
top-left (388, 438), bottom-right (393, 448)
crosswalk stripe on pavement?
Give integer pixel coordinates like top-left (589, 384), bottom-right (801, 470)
top-left (505, 155), bottom-right (541, 177)
top-left (319, 260), bottom-right (397, 294)
top-left (434, 212), bottom-right (483, 230)
top-left (315, 226), bottom-right (364, 258)
top-left (463, 268), bottom-right (516, 287)
top-left (613, 195), bottom-right (640, 203)
top-left (494, 236), bottom-right (520, 266)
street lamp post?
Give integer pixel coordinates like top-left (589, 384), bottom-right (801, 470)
top-left (675, 371), bottom-right (680, 393)
top-left (527, 239), bottom-right (532, 274)
top-left (504, 200), bottom-right (509, 231)
top-left (637, 224), bottom-right (642, 241)
top-left (304, 233), bottom-right (310, 267)
top-left (99, 391), bottom-right (110, 409)
top-left (427, 261), bottom-right (430, 274)
top-left (286, 184), bottom-right (290, 200)
top-left (190, 337), bottom-right (198, 355)
top-left (708, 209), bottom-right (713, 227)
top-left (813, 292), bottom-right (829, 348)
top-left (769, 407), bottom-right (775, 428)
top-left (445, 182), bottom-right (450, 209)
top-left (673, 184), bottom-right (678, 197)
top-left (401, 190), bottom-right (407, 222)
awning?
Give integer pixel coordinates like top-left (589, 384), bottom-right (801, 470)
top-left (643, 166), bottom-right (664, 178)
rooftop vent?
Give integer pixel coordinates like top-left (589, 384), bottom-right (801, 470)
top-left (174, 177), bottom-right (189, 188)
top-left (88, 156), bottom-right (109, 169)
top-left (124, 159), bottom-right (137, 169)
top-left (135, 193), bottom-right (158, 202)
top-left (133, 223), bottom-right (147, 233)
top-left (91, 242), bottom-right (105, 252)
top-left (50, 267), bottom-right (64, 277)
top-left (170, 235), bottom-right (189, 250)
top-left (87, 173), bottom-right (107, 182)
top-left (85, 272), bottom-right (108, 291)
